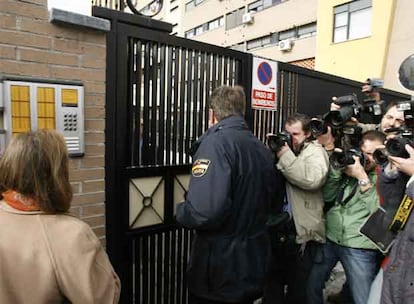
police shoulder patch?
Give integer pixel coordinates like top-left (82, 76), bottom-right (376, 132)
top-left (192, 159), bottom-right (211, 177)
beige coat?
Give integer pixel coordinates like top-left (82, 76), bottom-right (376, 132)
top-left (0, 201), bottom-right (121, 304)
top-left (277, 141), bottom-right (329, 244)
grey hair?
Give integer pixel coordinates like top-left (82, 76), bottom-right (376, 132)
top-left (209, 85), bottom-right (246, 121)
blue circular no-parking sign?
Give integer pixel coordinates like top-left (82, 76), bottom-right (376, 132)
top-left (257, 62), bottom-right (272, 85)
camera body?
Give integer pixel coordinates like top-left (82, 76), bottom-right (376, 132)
top-left (330, 148), bottom-right (365, 170)
top-left (364, 78), bottom-right (384, 93)
top-left (373, 101), bottom-right (414, 165)
top-left (267, 132), bottom-right (293, 153)
top-left (324, 94), bottom-right (361, 127)
top-left (309, 118), bottom-right (328, 137)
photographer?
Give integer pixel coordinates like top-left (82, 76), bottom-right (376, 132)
top-left (329, 78), bottom-right (384, 125)
top-left (264, 113), bottom-right (329, 304)
top-left (307, 130), bottom-right (386, 304)
top-left (360, 78), bottom-right (385, 124)
top-left (331, 101), bottom-right (405, 138)
top-left (380, 144), bottom-right (414, 303)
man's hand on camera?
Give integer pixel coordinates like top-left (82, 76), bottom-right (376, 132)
top-left (389, 144), bottom-right (414, 176)
top-left (330, 102), bottom-right (341, 111)
top-left (277, 143), bottom-right (289, 159)
top-left (317, 126), bottom-right (335, 151)
top-left (345, 155), bottom-right (368, 180)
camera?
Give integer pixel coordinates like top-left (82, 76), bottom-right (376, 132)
top-left (267, 132), bottom-right (293, 153)
top-left (373, 101), bottom-right (414, 165)
top-left (363, 78), bottom-right (384, 93)
top-left (309, 118), bottom-right (328, 137)
top-left (324, 94), bottom-right (361, 127)
top-left (330, 148), bottom-right (365, 170)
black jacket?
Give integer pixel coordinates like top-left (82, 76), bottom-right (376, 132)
top-left (176, 115), bottom-right (279, 302)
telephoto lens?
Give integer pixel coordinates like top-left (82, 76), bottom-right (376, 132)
top-left (385, 137), bottom-right (413, 159)
top-left (310, 119), bottom-right (328, 137)
top-left (373, 148), bottom-right (389, 166)
top-left (267, 132), bottom-right (292, 153)
top-left (330, 149), bottom-right (364, 170)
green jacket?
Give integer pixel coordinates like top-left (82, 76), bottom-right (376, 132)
top-left (323, 168), bottom-right (379, 250)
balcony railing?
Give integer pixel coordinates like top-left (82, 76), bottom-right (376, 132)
top-left (92, 0), bottom-right (163, 17)
top-left (91, 0), bottom-right (126, 11)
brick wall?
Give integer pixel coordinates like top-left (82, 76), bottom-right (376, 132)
top-left (0, 0), bottom-right (108, 243)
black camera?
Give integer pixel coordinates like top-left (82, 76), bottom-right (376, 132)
top-left (363, 78), bottom-right (384, 94)
top-left (309, 118), bottom-right (328, 137)
top-left (324, 94), bottom-right (361, 127)
top-left (267, 132), bottom-right (293, 153)
top-left (330, 148), bottom-right (365, 170)
top-left (373, 101), bottom-right (414, 165)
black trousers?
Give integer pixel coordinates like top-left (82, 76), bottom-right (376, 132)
top-left (188, 293), bottom-right (253, 304)
top-left (262, 240), bottom-right (322, 304)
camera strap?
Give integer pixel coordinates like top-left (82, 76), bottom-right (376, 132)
top-left (388, 194), bottom-right (414, 233)
top-left (336, 178), bottom-right (359, 206)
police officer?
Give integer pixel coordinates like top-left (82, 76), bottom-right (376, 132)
top-left (176, 85), bottom-right (280, 304)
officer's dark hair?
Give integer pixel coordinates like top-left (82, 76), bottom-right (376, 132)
top-left (285, 113), bottom-right (311, 134)
top-left (210, 85), bottom-right (246, 121)
top-left (361, 130), bottom-right (386, 144)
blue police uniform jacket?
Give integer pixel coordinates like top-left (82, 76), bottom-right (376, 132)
top-left (176, 115), bottom-right (279, 302)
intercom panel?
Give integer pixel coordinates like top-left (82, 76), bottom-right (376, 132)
top-left (2, 81), bottom-right (84, 156)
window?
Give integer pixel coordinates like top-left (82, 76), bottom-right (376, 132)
top-left (185, 0), bottom-right (205, 11)
top-left (279, 28), bottom-right (295, 41)
top-left (333, 0), bottom-right (372, 43)
top-left (246, 35), bottom-right (272, 50)
top-left (185, 16), bottom-right (224, 38)
top-left (208, 17), bottom-right (224, 31)
top-left (225, 8), bottom-right (244, 30)
top-left (298, 22), bottom-right (317, 38)
top-left (248, 0), bottom-right (282, 13)
top-left (185, 30), bottom-right (195, 38)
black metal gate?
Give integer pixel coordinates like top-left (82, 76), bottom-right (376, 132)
top-left (94, 7), bottom-right (410, 304)
top-left (93, 7), bottom-right (256, 303)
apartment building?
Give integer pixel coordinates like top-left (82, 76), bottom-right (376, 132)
top-left (316, 0), bottom-right (414, 94)
top-left (93, 0), bottom-right (414, 94)
top-left (137, 0), bottom-right (319, 68)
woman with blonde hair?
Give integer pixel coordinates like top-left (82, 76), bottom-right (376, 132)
top-left (0, 129), bottom-right (120, 303)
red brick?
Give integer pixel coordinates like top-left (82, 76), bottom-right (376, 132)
top-left (82, 215), bottom-right (105, 228)
top-left (85, 119), bottom-right (105, 132)
top-left (85, 94), bottom-right (105, 106)
top-left (72, 192), bottom-right (105, 206)
top-left (19, 48), bottom-right (79, 66)
top-left (81, 43), bottom-right (106, 58)
top-left (0, 30), bottom-right (51, 49)
top-left (71, 182), bottom-right (81, 194)
top-left (70, 168), bottom-right (105, 182)
top-left (0, 14), bottom-right (16, 29)
top-left (0, 60), bottom-right (49, 78)
top-left (82, 203), bottom-right (105, 217)
top-left (68, 158), bottom-right (80, 170)
top-left (0, 2), bottom-right (48, 20)
top-left (69, 206), bottom-right (81, 218)
top-left (83, 180), bottom-right (105, 192)
top-left (53, 38), bottom-right (83, 54)
top-left (19, 18), bottom-right (80, 39)
top-left (0, 45), bottom-right (17, 59)
top-left (81, 55), bottom-right (105, 69)
top-left (84, 106), bottom-right (105, 119)
top-left (84, 132), bottom-right (105, 144)
top-left (84, 144), bottom-right (105, 156)
top-left (81, 156), bottom-right (105, 168)
top-left (92, 226), bottom-right (106, 238)
top-left (84, 81), bottom-right (105, 94)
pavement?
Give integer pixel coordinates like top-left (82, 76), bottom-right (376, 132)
top-left (253, 262), bottom-right (347, 304)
